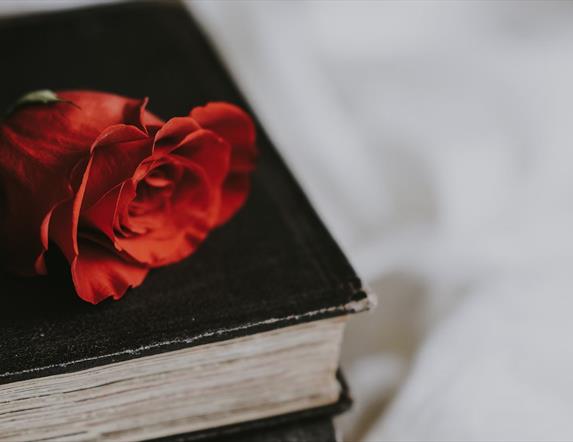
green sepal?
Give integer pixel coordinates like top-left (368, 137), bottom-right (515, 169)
top-left (3, 89), bottom-right (73, 119)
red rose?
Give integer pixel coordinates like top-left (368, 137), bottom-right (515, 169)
top-left (0, 90), bottom-right (256, 304)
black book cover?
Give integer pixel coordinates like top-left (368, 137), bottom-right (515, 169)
top-left (0, 0), bottom-right (368, 389)
top-left (187, 416), bottom-right (338, 442)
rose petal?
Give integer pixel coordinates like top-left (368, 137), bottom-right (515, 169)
top-left (190, 102), bottom-right (256, 152)
top-left (81, 127), bottom-right (152, 209)
top-left (190, 102), bottom-right (257, 226)
top-left (170, 129), bottom-right (231, 187)
top-left (0, 105), bottom-right (91, 273)
top-left (57, 91), bottom-right (162, 134)
top-left (48, 148), bottom-right (95, 264)
top-left (116, 164), bottom-right (218, 266)
top-left (144, 169), bottom-right (171, 188)
top-left (80, 183), bottom-right (124, 244)
top-left (153, 117), bottom-right (201, 153)
top-left (71, 239), bottom-right (149, 304)
top-left (49, 199), bottom-right (81, 263)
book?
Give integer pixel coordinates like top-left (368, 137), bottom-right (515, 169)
top-left (196, 416), bottom-right (338, 442)
top-left (0, 1), bottom-right (371, 441)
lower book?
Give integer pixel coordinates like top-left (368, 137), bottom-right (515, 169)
top-left (195, 416), bottom-right (339, 442)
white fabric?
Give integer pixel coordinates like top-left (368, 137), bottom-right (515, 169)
top-left (3, 1), bottom-right (573, 440)
top-left (192, 2), bottom-right (573, 440)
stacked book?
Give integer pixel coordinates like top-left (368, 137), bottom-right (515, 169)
top-left (0, 2), bottom-right (371, 441)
